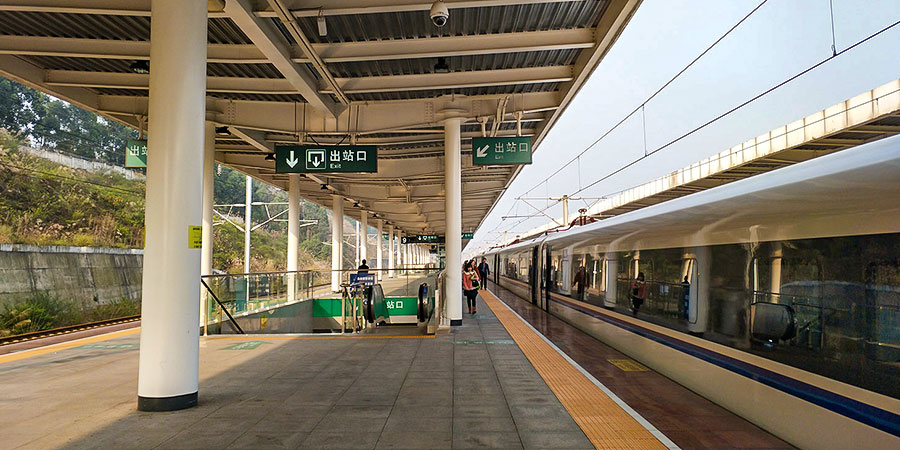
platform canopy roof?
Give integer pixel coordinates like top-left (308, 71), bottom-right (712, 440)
top-left (0, 0), bottom-right (640, 237)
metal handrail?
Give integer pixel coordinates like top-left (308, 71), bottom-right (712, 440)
top-left (201, 279), bottom-right (245, 334)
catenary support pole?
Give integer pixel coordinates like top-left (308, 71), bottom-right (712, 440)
top-left (444, 117), bottom-right (463, 325)
top-left (137, 0), bottom-right (206, 412)
top-left (360, 210), bottom-right (368, 264)
top-left (331, 194), bottom-right (343, 292)
top-left (244, 175), bottom-right (252, 274)
top-left (387, 224), bottom-right (395, 278)
top-left (377, 219), bottom-right (384, 280)
top-left (287, 174), bottom-right (300, 302)
top-left (200, 121), bottom-right (214, 334)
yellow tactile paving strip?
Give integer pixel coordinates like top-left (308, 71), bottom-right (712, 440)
top-left (480, 289), bottom-right (667, 450)
top-left (0, 327), bottom-right (140, 364)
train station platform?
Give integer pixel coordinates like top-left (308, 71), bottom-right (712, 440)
top-left (0, 285), bottom-right (792, 450)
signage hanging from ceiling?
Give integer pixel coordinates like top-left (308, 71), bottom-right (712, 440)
top-left (275, 145), bottom-right (377, 173)
top-left (472, 137), bottom-right (532, 165)
top-left (125, 140), bottom-right (147, 168)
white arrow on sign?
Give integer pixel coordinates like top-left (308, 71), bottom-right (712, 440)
top-left (309, 154), bottom-right (323, 167)
top-left (286, 150), bottom-right (299, 168)
top-left (475, 144), bottom-right (489, 158)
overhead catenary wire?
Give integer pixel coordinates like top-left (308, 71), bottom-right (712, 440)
top-left (518, 0), bottom-right (770, 199)
top-left (495, 15), bottom-right (900, 240)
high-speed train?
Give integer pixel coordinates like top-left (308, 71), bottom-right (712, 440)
top-left (485, 136), bottom-right (900, 449)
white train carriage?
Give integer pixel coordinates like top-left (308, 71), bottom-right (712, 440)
top-left (487, 135), bottom-right (900, 450)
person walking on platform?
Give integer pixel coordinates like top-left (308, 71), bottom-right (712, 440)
top-left (357, 259), bottom-right (369, 275)
top-left (630, 272), bottom-right (646, 317)
top-left (463, 261), bottom-right (481, 315)
top-left (477, 257), bottom-right (490, 289)
top-left (573, 265), bottom-right (586, 301)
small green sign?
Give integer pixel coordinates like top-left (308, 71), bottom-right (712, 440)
top-left (125, 140), bottom-right (147, 168)
top-left (385, 298), bottom-right (416, 316)
top-left (462, 232), bottom-right (474, 239)
top-left (472, 137), bottom-right (532, 165)
top-left (223, 341), bottom-right (266, 350)
top-left (275, 145), bottom-right (377, 173)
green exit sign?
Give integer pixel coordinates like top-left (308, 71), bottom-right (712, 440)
top-left (462, 233), bottom-right (474, 239)
top-left (472, 137), bottom-right (532, 165)
top-left (275, 145), bottom-right (377, 173)
top-left (125, 140), bottom-right (147, 168)
top-left (402, 235), bottom-right (444, 244)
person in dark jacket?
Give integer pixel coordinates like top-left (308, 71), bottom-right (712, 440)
top-left (477, 257), bottom-right (490, 289)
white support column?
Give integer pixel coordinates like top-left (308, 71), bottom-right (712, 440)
top-left (360, 210), bottom-right (368, 265)
top-left (387, 224), bottom-right (395, 278)
top-left (603, 253), bottom-right (617, 308)
top-left (397, 230), bottom-right (403, 269)
top-left (200, 121), bottom-right (215, 333)
top-left (331, 194), bottom-right (343, 292)
top-left (243, 175), bottom-right (252, 274)
top-left (355, 220), bottom-right (360, 265)
top-left (376, 219), bottom-right (384, 281)
top-left (444, 117), bottom-right (463, 325)
top-left (137, 0), bottom-right (206, 412)
top-left (287, 174), bottom-right (300, 302)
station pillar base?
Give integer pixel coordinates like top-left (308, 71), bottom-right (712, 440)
top-left (138, 392), bottom-right (198, 412)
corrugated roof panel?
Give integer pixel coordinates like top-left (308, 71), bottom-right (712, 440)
top-left (0, 11), bottom-right (150, 40)
top-left (23, 56), bottom-right (283, 79)
top-left (295, 1), bottom-right (607, 43)
top-left (328, 49), bottom-right (578, 78)
top-left (208, 18), bottom-right (253, 45)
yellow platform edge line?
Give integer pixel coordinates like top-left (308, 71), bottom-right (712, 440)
top-left (480, 289), bottom-right (667, 450)
top-left (206, 334), bottom-right (435, 341)
top-left (0, 327), bottom-right (141, 364)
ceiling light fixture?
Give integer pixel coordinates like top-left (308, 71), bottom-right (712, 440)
top-left (264, 153), bottom-right (275, 161)
top-left (129, 60), bottom-right (150, 74)
top-left (433, 57), bottom-right (449, 74)
top-left (317, 10), bottom-right (327, 36)
top-left (321, 184), bottom-right (328, 190)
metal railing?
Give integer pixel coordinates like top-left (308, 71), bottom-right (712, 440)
top-left (200, 267), bottom-right (442, 334)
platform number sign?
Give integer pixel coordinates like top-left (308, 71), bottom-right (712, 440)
top-left (125, 140), bottom-right (147, 168)
top-left (275, 145), bottom-right (377, 173)
top-left (472, 137), bottom-right (532, 165)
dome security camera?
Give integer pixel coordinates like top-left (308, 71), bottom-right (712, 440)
top-left (430, 1), bottom-right (449, 27)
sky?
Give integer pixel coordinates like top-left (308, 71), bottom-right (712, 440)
top-left (464, 0), bottom-right (900, 257)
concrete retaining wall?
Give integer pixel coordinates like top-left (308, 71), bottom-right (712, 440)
top-left (0, 244), bottom-right (143, 308)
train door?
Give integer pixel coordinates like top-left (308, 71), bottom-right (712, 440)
top-left (530, 246), bottom-right (540, 305)
top-left (542, 244), bottom-right (551, 311)
top-left (560, 248), bottom-right (572, 296)
top-left (493, 253), bottom-right (500, 285)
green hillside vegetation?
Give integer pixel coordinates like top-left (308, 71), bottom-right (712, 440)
top-left (0, 131), bottom-right (145, 247)
top-left (0, 77), bottom-right (339, 272)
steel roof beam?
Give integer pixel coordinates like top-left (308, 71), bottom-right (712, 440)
top-left (312, 29), bottom-right (594, 62)
top-left (281, 0), bottom-right (584, 17)
top-left (228, 127), bottom-right (274, 153)
top-left (0, 35), bottom-right (267, 64)
top-left (45, 70), bottom-right (297, 94)
top-left (0, 0), bottom-right (151, 16)
top-left (330, 66), bottom-right (574, 94)
top-left (0, 29), bottom-right (592, 64)
top-left (267, 0), bottom-right (349, 105)
top-left (0, 54), bottom-right (140, 129)
top-left (49, 67), bottom-right (570, 95)
top-left (224, 0), bottom-right (343, 116)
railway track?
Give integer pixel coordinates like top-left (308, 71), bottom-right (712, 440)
top-left (0, 315), bottom-right (141, 346)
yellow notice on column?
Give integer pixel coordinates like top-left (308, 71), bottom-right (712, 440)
top-left (188, 226), bottom-right (202, 249)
